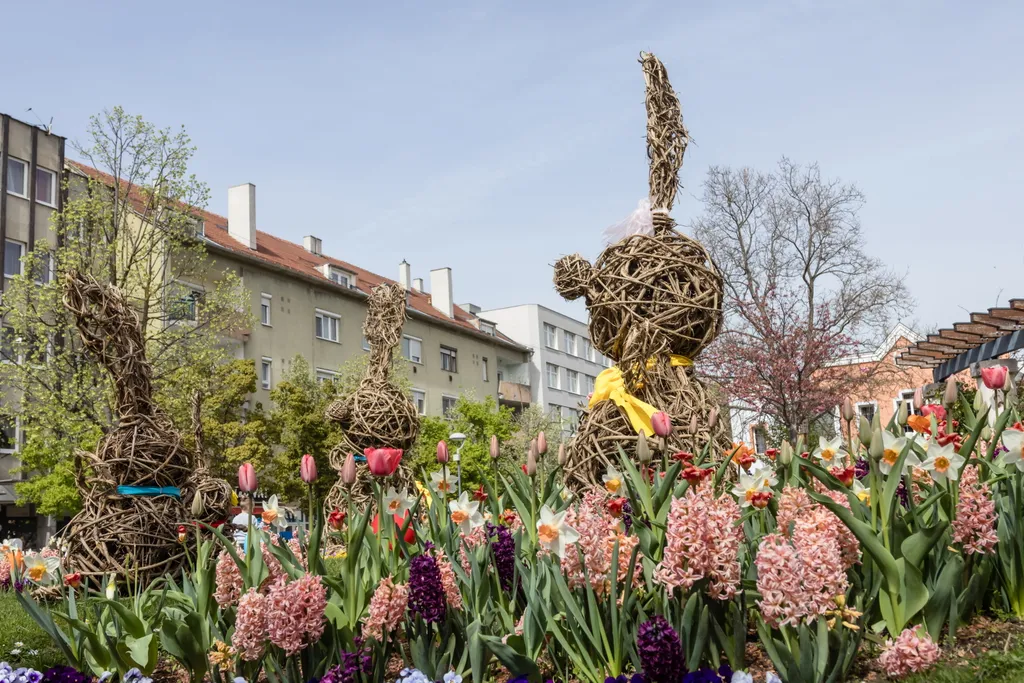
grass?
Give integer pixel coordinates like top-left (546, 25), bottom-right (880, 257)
top-left (903, 646), bottom-right (1024, 682)
top-left (0, 591), bottom-right (65, 671)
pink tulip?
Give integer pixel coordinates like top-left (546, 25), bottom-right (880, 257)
top-left (981, 365), bottom-right (1008, 390)
top-left (526, 440), bottom-right (538, 476)
top-left (489, 435), bottom-right (500, 459)
top-left (537, 431), bottom-right (548, 456)
top-left (651, 411), bottom-right (672, 438)
top-left (341, 453), bottom-right (357, 485)
top-left (436, 440), bottom-right (449, 464)
top-left (300, 454), bottom-right (318, 484)
top-left (365, 447), bottom-right (403, 477)
top-left (238, 463), bottom-right (257, 493)
top-left (920, 404), bottom-right (946, 422)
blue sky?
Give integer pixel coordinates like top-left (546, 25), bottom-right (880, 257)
top-left (3, 1), bottom-right (1022, 332)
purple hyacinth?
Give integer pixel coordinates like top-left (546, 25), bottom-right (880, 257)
top-left (637, 616), bottom-right (684, 683)
top-left (43, 666), bottom-right (93, 683)
top-left (13, 578), bottom-right (28, 593)
top-left (854, 458), bottom-right (870, 481)
top-left (487, 523), bottom-right (516, 592)
top-left (622, 500), bottom-right (633, 534)
top-left (321, 639), bottom-right (372, 683)
top-left (408, 552), bottom-right (446, 624)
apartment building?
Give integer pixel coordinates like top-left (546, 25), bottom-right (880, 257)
top-left (0, 113), bottom-right (66, 545)
top-left (191, 183), bottom-right (531, 416)
top-left (480, 304), bottom-right (611, 431)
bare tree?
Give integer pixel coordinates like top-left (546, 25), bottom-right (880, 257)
top-left (693, 158), bottom-right (913, 439)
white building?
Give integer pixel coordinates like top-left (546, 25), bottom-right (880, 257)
top-left (479, 304), bottom-right (612, 431)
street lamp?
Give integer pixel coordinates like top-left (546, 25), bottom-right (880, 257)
top-left (449, 432), bottom-right (466, 495)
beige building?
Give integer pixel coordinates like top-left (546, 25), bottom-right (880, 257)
top-left (0, 113), bottom-right (65, 543)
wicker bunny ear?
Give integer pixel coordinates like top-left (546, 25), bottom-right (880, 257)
top-left (553, 253), bottom-right (595, 301)
top-left (641, 52), bottom-right (689, 230)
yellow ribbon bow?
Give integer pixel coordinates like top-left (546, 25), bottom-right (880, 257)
top-left (589, 355), bottom-right (693, 436)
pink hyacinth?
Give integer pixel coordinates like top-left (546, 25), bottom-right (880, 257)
top-left (458, 524), bottom-right (490, 573)
top-left (266, 573), bottom-right (327, 656)
top-left (232, 588), bottom-right (268, 661)
top-left (363, 577), bottom-right (409, 642)
top-left (952, 466), bottom-right (998, 556)
top-left (214, 550), bottom-right (243, 607)
top-left (560, 490), bottom-right (641, 598)
top-left (777, 485), bottom-right (860, 568)
top-left (757, 489), bottom-right (849, 628)
top-left (436, 553), bottom-right (463, 610)
top-left (0, 557), bottom-right (10, 586)
top-left (654, 479), bottom-right (743, 600)
top-left (877, 626), bottom-right (941, 678)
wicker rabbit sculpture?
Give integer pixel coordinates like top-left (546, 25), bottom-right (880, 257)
top-left (553, 53), bottom-right (729, 490)
top-left (325, 282), bottom-right (420, 510)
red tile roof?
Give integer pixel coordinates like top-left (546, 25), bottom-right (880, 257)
top-left (66, 160), bottom-right (527, 352)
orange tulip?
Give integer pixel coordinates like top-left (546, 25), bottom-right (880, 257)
top-left (907, 414), bottom-right (932, 434)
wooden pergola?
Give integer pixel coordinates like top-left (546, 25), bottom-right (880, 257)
top-left (896, 299), bottom-right (1024, 381)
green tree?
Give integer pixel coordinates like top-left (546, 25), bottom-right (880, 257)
top-left (0, 107), bottom-right (250, 515)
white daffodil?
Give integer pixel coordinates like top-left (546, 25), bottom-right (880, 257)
top-left (747, 458), bottom-right (778, 489)
top-left (430, 469), bottom-right (458, 496)
top-left (921, 442), bottom-right (965, 484)
top-left (1001, 429), bottom-right (1024, 472)
top-left (731, 471), bottom-right (768, 508)
top-left (536, 504), bottom-right (580, 558)
top-left (601, 467), bottom-right (624, 494)
top-left (851, 479), bottom-right (870, 505)
top-left (106, 575), bottom-right (117, 599)
top-left (879, 431), bottom-right (920, 475)
top-left (383, 487), bottom-right (415, 518)
top-left (23, 553), bottom-right (59, 585)
top-left (448, 492), bottom-right (484, 535)
top-left (1, 538), bottom-right (22, 553)
top-left (260, 495), bottom-right (280, 528)
top-left (813, 436), bottom-right (845, 468)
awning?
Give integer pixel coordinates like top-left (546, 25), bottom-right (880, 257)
top-left (896, 299), bottom-right (1024, 381)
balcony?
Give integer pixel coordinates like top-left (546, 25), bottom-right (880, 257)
top-left (498, 380), bottom-right (531, 408)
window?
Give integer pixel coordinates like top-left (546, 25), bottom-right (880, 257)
top-left (548, 404), bottom-right (562, 419)
top-left (261, 358), bottom-right (272, 390)
top-left (480, 322), bottom-right (495, 336)
top-left (894, 390), bottom-right (919, 432)
top-left (315, 310), bottom-right (340, 342)
top-left (31, 252), bottom-right (52, 284)
top-left (442, 395), bottom-right (457, 416)
top-left (856, 402), bottom-right (877, 425)
top-left (482, 357), bottom-right (489, 382)
top-left (260, 294), bottom-right (272, 326)
top-left (327, 267), bottom-right (352, 287)
top-left (361, 336), bottom-right (371, 351)
top-left (566, 369), bottom-right (580, 394)
top-left (167, 286), bottom-right (201, 322)
top-left (316, 369), bottom-right (337, 384)
top-left (411, 389), bottom-right (426, 416)
top-left (6, 158), bottom-right (27, 198)
top-left (585, 374), bottom-right (596, 396)
top-left (4, 240), bottom-right (24, 279)
top-left (0, 325), bottom-right (17, 363)
top-left (582, 338), bottom-right (593, 362)
top-left (563, 331), bottom-right (577, 356)
top-left (0, 416), bottom-right (18, 453)
top-left (567, 408), bottom-right (581, 432)
top-left (440, 346), bottom-right (458, 372)
top-left (547, 363), bottom-right (560, 389)
top-left (402, 336), bottom-right (423, 363)
top-left (753, 425), bottom-right (767, 454)
top-left (34, 167), bottom-right (56, 206)
top-left (544, 324), bottom-right (558, 349)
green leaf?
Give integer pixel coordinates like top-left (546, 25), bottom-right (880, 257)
top-left (901, 523), bottom-right (949, 569)
top-left (125, 632), bottom-right (157, 672)
top-left (480, 635), bottom-right (541, 681)
top-left (97, 599), bottom-right (147, 639)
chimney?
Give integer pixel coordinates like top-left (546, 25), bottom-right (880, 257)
top-left (228, 184), bottom-right (257, 250)
top-left (398, 259), bottom-right (411, 289)
top-left (412, 278), bottom-right (424, 292)
top-left (429, 267), bottom-right (454, 318)
top-left (303, 235), bottom-right (322, 255)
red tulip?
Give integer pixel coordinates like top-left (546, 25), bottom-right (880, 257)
top-left (606, 497), bottom-right (627, 518)
top-left (436, 440), bottom-right (449, 464)
top-left (341, 453), bottom-right (357, 485)
top-left (651, 411), bottom-right (672, 438)
top-left (64, 572), bottom-right (82, 589)
top-left (238, 463), bottom-right (257, 493)
top-left (981, 365), bottom-right (1008, 390)
top-left (365, 447), bottom-right (403, 477)
top-left (830, 466), bottom-right (856, 487)
top-left (671, 451), bottom-right (694, 463)
top-left (472, 484), bottom-right (488, 503)
top-left (300, 454), bottom-right (318, 484)
top-left (371, 511), bottom-right (416, 544)
top-left (765, 448), bottom-right (779, 461)
top-left (328, 508), bottom-right (346, 530)
top-left (920, 404), bottom-right (946, 422)
top-left (537, 431), bottom-right (548, 456)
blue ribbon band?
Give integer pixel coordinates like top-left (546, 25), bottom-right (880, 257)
top-left (116, 486), bottom-right (182, 499)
